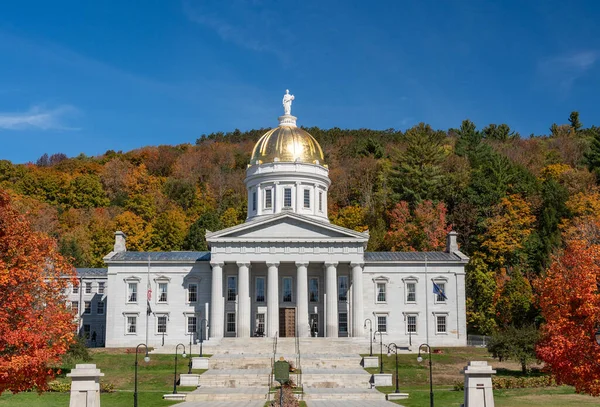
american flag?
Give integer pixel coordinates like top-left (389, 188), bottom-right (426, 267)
top-left (147, 287), bottom-right (152, 316)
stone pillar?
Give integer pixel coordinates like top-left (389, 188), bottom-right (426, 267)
top-left (296, 262), bottom-right (309, 337)
top-left (325, 262), bottom-right (338, 337)
top-left (267, 262), bottom-right (280, 337)
top-left (67, 364), bottom-right (104, 407)
top-left (237, 262), bottom-right (251, 337)
top-left (463, 361), bottom-right (496, 407)
top-left (351, 262), bottom-right (364, 337)
top-left (210, 262), bottom-right (224, 338)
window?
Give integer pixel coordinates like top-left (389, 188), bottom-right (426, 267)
top-left (252, 191), bottom-right (257, 211)
top-left (318, 191), bottom-right (323, 212)
top-left (83, 324), bottom-right (91, 339)
top-left (283, 277), bottom-right (293, 302)
top-left (128, 283), bottom-right (137, 302)
top-left (377, 283), bottom-right (386, 302)
top-left (127, 316), bottom-right (137, 334)
top-left (187, 316), bottom-right (197, 334)
top-left (84, 301), bottom-right (91, 314)
top-left (157, 315), bottom-right (167, 334)
top-left (256, 277), bottom-right (265, 302)
top-left (85, 282), bottom-right (92, 294)
top-left (158, 282), bottom-right (168, 303)
top-left (227, 276), bottom-right (237, 301)
top-left (435, 282), bottom-right (447, 302)
top-left (436, 315), bottom-right (447, 334)
top-left (227, 313), bottom-right (236, 333)
top-left (338, 276), bottom-right (348, 301)
top-left (303, 189), bottom-right (310, 208)
top-left (309, 278), bottom-right (319, 302)
top-left (284, 188), bottom-right (292, 208)
top-left (72, 301), bottom-right (79, 315)
top-left (310, 314), bottom-right (319, 335)
top-left (188, 283), bottom-right (198, 302)
top-left (265, 189), bottom-right (272, 209)
top-left (72, 283), bottom-right (79, 294)
top-left (97, 301), bottom-right (105, 315)
top-left (377, 315), bottom-right (387, 333)
top-left (407, 282), bottom-right (416, 302)
top-left (407, 315), bottom-right (417, 333)
top-left (98, 282), bottom-right (105, 294)
top-left (256, 313), bottom-right (265, 335)
top-left (339, 313), bottom-right (348, 333)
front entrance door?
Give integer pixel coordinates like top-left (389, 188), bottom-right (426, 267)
top-left (279, 308), bottom-right (296, 337)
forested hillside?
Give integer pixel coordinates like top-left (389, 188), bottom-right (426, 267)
top-left (2, 111), bottom-right (600, 337)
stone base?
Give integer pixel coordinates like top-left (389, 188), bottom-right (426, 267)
top-left (179, 374), bottom-right (200, 386)
top-left (363, 356), bottom-right (379, 368)
top-left (387, 393), bottom-right (409, 401)
top-left (373, 373), bottom-right (393, 387)
top-left (163, 394), bottom-right (186, 401)
top-left (192, 357), bottom-right (209, 370)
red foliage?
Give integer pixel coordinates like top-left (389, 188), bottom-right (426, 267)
top-left (386, 200), bottom-right (451, 251)
top-left (0, 191), bottom-right (77, 394)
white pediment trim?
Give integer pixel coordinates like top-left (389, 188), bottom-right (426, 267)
top-left (206, 212), bottom-right (369, 242)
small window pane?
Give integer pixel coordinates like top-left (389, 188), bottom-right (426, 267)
top-left (437, 316), bottom-right (447, 333)
top-left (84, 301), bottom-right (91, 314)
top-left (188, 284), bottom-right (198, 302)
top-left (85, 282), bottom-right (92, 294)
top-left (158, 283), bottom-right (168, 302)
top-left (407, 315), bottom-right (417, 333)
top-left (377, 316), bottom-right (387, 333)
top-left (72, 301), bottom-right (79, 315)
top-left (252, 191), bottom-right (257, 211)
top-left (319, 191), bottom-right (323, 211)
top-left (256, 313), bottom-right (265, 335)
top-left (157, 316), bottom-right (167, 333)
top-left (127, 316), bottom-right (137, 334)
top-left (284, 188), bottom-right (292, 207)
top-left (407, 282), bottom-right (416, 302)
top-left (303, 189), bottom-right (310, 208)
top-left (265, 189), bottom-right (272, 209)
top-left (187, 316), bottom-right (197, 334)
top-left (339, 313), bottom-right (348, 333)
top-left (98, 282), bottom-right (105, 294)
top-left (256, 277), bottom-right (265, 302)
top-left (283, 277), bottom-right (292, 302)
top-left (227, 313), bottom-right (236, 333)
top-left (128, 283), bottom-right (137, 302)
top-left (97, 301), bottom-right (105, 315)
top-left (436, 282), bottom-right (446, 302)
top-left (338, 276), bottom-right (348, 301)
top-left (377, 283), bottom-right (386, 302)
top-left (72, 283), bottom-right (79, 294)
top-left (309, 278), bottom-right (319, 302)
top-left (227, 276), bottom-right (237, 301)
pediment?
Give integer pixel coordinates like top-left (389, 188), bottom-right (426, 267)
top-left (206, 213), bottom-right (368, 242)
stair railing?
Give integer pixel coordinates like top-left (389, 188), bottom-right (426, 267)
top-left (295, 331), bottom-right (303, 398)
top-left (268, 331), bottom-right (278, 401)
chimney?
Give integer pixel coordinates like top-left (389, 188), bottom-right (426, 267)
top-left (114, 231), bottom-right (127, 253)
top-left (446, 230), bottom-right (459, 253)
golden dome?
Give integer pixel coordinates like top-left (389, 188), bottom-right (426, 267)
top-left (250, 125), bottom-right (325, 165)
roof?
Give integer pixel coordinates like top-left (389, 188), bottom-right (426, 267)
top-left (75, 268), bottom-right (108, 277)
top-left (107, 251), bottom-right (211, 263)
top-left (364, 252), bottom-right (463, 262)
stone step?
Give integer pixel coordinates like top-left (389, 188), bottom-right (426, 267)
top-left (186, 387), bottom-right (268, 401)
top-left (301, 369), bottom-right (372, 389)
top-left (304, 388), bottom-right (386, 401)
top-left (200, 369), bottom-right (271, 388)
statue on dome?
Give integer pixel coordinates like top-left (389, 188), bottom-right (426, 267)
top-left (282, 89), bottom-right (295, 115)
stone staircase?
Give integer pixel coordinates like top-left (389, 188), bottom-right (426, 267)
top-left (176, 337), bottom-right (386, 403)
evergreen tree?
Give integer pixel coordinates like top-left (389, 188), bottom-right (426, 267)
top-left (569, 111), bottom-right (582, 131)
top-left (184, 212), bottom-right (222, 251)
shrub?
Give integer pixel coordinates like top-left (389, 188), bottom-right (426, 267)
top-left (453, 375), bottom-right (557, 391)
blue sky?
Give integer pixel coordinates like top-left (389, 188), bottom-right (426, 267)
top-left (0, 0), bottom-right (599, 163)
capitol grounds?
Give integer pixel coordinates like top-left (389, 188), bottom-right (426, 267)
top-left (0, 347), bottom-right (598, 407)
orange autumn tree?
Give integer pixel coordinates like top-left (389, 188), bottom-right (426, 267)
top-left (536, 216), bottom-right (600, 396)
top-left (0, 191), bottom-right (76, 394)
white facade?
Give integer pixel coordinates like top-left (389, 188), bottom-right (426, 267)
top-left (103, 96), bottom-right (469, 348)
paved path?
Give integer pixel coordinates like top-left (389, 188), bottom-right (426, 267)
top-left (175, 401), bottom-right (264, 407)
top-left (307, 401), bottom-right (404, 407)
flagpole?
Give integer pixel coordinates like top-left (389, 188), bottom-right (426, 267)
top-left (146, 256), bottom-right (151, 350)
top-left (425, 254), bottom-right (429, 345)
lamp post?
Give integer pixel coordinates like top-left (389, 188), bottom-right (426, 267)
top-left (188, 330), bottom-right (194, 374)
top-left (199, 318), bottom-right (208, 357)
top-left (173, 343), bottom-right (187, 394)
top-left (417, 343), bottom-right (434, 407)
top-left (374, 330), bottom-right (384, 374)
top-left (364, 319), bottom-right (373, 356)
top-left (386, 343), bottom-right (400, 394)
top-left (134, 343), bottom-right (150, 407)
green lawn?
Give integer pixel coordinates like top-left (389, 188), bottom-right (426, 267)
top-left (0, 349), bottom-right (208, 407)
top-left (364, 347), bottom-right (600, 407)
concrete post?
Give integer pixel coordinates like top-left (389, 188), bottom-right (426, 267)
top-left (463, 361), bottom-right (496, 407)
top-left (267, 262), bottom-right (279, 337)
top-left (325, 262), bottom-right (338, 337)
top-left (296, 262), bottom-right (309, 337)
top-left (67, 364), bottom-right (104, 407)
top-left (237, 262), bottom-right (251, 337)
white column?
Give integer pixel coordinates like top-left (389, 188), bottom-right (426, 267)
top-left (325, 262), bottom-right (338, 337)
top-left (267, 262), bottom-right (279, 337)
top-left (351, 263), bottom-right (364, 337)
top-left (296, 262), bottom-right (309, 337)
top-left (237, 262), bottom-right (251, 337)
top-left (257, 184), bottom-right (262, 216)
top-left (210, 262), bottom-right (224, 338)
